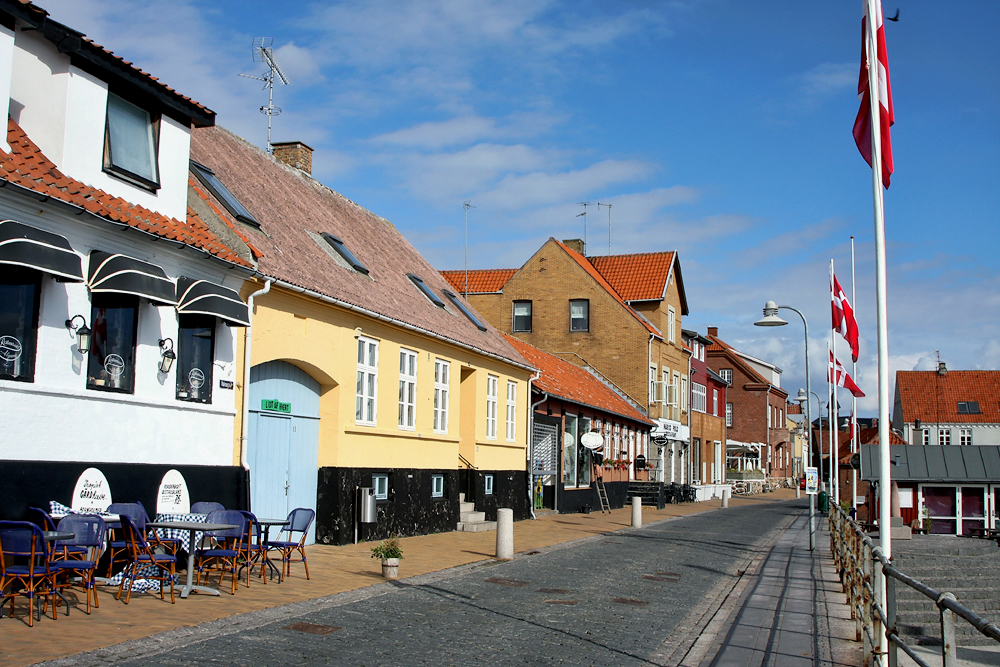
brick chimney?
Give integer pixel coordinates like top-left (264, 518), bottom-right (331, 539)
top-left (271, 141), bottom-right (314, 174)
top-left (562, 238), bottom-right (586, 255)
top-left (937, 361), bottom-right (948, 376)
top-left (707, 326), bottom-right (718, 337)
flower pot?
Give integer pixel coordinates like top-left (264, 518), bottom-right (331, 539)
top-left (381, 557), bottom-right (399, 579)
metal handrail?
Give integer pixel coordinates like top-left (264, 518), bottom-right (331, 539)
top-left (829, 504), bottom-right (1000, 666)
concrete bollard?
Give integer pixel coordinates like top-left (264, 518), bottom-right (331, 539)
top-left (721, 489), bottom-right (729, 508)
top-left (631, 496), bottom-right (642, 527)
top-left (797, 486), bottom-right (801, 499)
top-left (496, 508), bottom-right (514, 560)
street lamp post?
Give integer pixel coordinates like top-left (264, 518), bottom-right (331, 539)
top-left (755, 301), bottom-right (815, 551)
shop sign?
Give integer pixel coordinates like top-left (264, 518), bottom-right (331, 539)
top-left (262, 399), bottom-right (291, 413)
top-left (219, 380), bottom-right (234, 389)
top-left (805, 467), bottom-right (819, 495)
top-left (72, 467), bottom-right (112, 513)
top-left (580, 432), bottom-right (604, 450)
top-left (156, 469), bottom-right (191, 514)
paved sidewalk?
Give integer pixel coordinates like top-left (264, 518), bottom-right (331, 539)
top-left (696, 510), bottom-right (861, 666)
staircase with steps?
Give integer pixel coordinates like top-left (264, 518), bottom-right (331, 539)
top-left (456, 493), bottom-right (497, 532)
top-left (890, 536), bottom-right (1000, 647)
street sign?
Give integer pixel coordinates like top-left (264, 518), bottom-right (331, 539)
top-left (805, 467), bottom-right (819, 495)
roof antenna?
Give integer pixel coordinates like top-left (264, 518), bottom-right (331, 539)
top-left (577, 202), bottom-right (590, 255)
top-left (597, 200), bottom-right (612, 255)
top-left (464, 201), bottom-right (475, 295)
top-left (239, 38), bottom-right (290, 154)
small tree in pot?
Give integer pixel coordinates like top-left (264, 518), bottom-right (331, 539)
top-left (371, 536), bottom-right (403, 579)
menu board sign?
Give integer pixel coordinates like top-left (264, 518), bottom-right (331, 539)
top-left (156, 469), bottom-right (191, 514)
top-left (71, 467), bottom-right (112, 513)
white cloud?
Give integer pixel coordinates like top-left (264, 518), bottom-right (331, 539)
top-left (799, 62), bottom-right (857, 98)
top-left (475, 159), bottom-right (655, 210)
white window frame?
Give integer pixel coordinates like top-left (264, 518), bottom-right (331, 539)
top-left (680, 376), bottom-right (688, 412)
top-left (692, 382), bottom-right (707, 413)
top-left (431, 474), bottom-right (444, 498)
top-left (922, 428), bottom-right (930, 446)
top-left (486, 374), bottom-right (499, 440)
top-left (667, 306), bottom-right (676, 343)
top-left (672, 371), bottom-right (681, 419)
top-left (398, 348), bottom-right (417, 430)
top-left (484, 474), bottom-right (494, 496)
top-left (712, 388), bottom-right (719, 416)
top-left (720, 369), bottom-right (733, 384)
top-left (649, 365), bottom-right (657, 404)
top-left (506, 380), bottom-right (517, 442)
top-left (434, 359), bottom-right (450, 434)
top-left (356, 337), bottom-right (379, 426)
top-left (373, 474), bottom-right (389, 500)
top-left (960, 429), bottom-right (972, 446)
top-left (726, 402), bottom-right (733, 427)
top-left (939, 428), bottom-right (951, 446)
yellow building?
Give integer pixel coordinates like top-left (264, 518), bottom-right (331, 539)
top-left (189, 128), bottom-right (533, 544)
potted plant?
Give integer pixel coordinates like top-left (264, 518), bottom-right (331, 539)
top-left (371, 536), bottom-right (403, 579)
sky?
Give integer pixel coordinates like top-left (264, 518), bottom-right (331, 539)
top-left (40, 0), bottom-right (1000, 417)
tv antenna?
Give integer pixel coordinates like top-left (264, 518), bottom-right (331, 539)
top-left (597, 200), bottom-right (612, 255)
top-left (464, 201), bottom-right (476, 295)
top-left (239, 38), bottom-right (289, 154)
top-left (577, 202), bottom-right (590, 255)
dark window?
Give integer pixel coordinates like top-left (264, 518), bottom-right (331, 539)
top-left (176, 315), bottom-right (215, 404)
top-left (0, 268), bottom-right (41, 382)
top-left (87, 294), bottom-right (139, 393)
top-left (407, 273), bottom-right (446, 308)
top-left (320, 233), bottom-right (369, 274)
top-left (190, 161), bottom-right (260, 228)
top-left (512, 301), bottom-right (532, 332)
top-left (442, 289), bottom-right (487, 331)
top-left (569, 299), bottom-right (589, 331)
top-left (957, 401), bottom-right (981, 414)
top-left (104, 93), bottom-right (160, 190)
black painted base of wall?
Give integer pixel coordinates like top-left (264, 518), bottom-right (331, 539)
top-left (558, 481), bottom-right (630, 514)
top-left (317, 467), bottom-right (531, 546)
top-left (0, 460), bottom-right (247, 521)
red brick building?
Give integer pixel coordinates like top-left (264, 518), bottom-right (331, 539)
top-left (683, 329), bottom-right (729, 485)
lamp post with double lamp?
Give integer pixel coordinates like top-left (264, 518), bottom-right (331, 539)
top-left (755, 301), bottom-right (815, 551)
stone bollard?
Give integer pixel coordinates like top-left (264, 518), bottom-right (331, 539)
top-left (631, 496), bottom-right (642, 527)
top-left (797, 486), bottom-right (801, 499)
top-left (496, 508), bottom-right (514, 560)
top-left (721, 489), bottom-right (729, 508)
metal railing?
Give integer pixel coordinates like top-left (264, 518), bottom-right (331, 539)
top-left (829, 505), bottom-right (1000, 666)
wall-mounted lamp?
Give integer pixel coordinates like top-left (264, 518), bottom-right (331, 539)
top-left (65, 315), bottom-right (92, 355)
top-left (158, 338), bottom-right (176, 374)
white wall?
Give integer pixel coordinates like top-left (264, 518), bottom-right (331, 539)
top-left (0, 23), bottom-right (14, 152)
top-left (8, 27), bottom-right (191, 221)
top-left (0, 192), bottom-right (243, 466)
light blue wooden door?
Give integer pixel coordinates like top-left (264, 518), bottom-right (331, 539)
top-left (248, 360), bottom-right (321, 544)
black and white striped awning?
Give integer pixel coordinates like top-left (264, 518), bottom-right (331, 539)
top-left (87, 250), bottom-right (175, 305)
top-left (176, 277), bottom-right (250, 327)
top-left (0, 220), bottom-right (83, 281)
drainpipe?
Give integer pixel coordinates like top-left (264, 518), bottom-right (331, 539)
top-left (528, 378), bottom-right (546, 520)
top-left (764, 386), bottom-right (772, 480)
top-left (239, 279), bottom-right (271, 471)
top-left (688, 367), bottom-right (695, 485)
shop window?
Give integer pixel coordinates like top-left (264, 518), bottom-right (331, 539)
top-left (104, 93), bottom-right (159, 189)
top-left (570, 299), bottom-right (589, 331)
top-left (373, 474), bottom-right (389, 500)
top-left (87, 294), bottom-right (138, 393)
top-left (0, 268), bottom-right (41, 382)
top-left (175, 315), bottom-right (215, 404)
top-left (484, 474), bottom-right (494, 496)
top-left (431, 474), bottom-right (444, 498)
top-left (512, 301), bottom-right (532, 332)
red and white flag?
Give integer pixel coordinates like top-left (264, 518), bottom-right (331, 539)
top-left (853, 0), bottom-right (894, 189)
top-left (832, 273), bottom-right (860, 362)
top-left (830, 351), bottom-right (865, 398)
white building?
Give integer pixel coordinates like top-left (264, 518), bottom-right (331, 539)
top-left (892, 365), bottom-right (1000, 448)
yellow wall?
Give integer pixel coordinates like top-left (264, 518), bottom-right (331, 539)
top-left (233, 282), bottom-right (531, 473)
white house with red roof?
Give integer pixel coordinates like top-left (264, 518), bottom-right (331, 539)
top-left (893, 364), bottom-right (1000, 447)
top-left (0, 0), bottom-right (257, 518)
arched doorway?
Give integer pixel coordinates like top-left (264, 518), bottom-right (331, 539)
top-left (248, 360), bottom-right (320, 544)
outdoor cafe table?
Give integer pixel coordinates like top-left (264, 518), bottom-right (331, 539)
top-left (249, 518), bottom-right (288, 583)
top-left (146, 521), bottom-right (237, 598)
top-left (42, 531), bottom-right (76, 614)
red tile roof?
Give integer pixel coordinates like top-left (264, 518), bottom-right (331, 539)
top-left (504, 334), bottom-right (653, 426)
top-left (587, 252), bottom-right (674, 301)
top-left (1, 120), bottom-right (250, 267)
top-left (857, 426), bottom-right (908, 446)
top-left (440, 269), bottom-right (516, 294)
top-left (895, 370), bottom-right (1000, 424)
top-left (554, 240), bottom-right (660, 337)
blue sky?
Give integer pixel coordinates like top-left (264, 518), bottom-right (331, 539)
top-left (42, 0), bottom-right (999, 416)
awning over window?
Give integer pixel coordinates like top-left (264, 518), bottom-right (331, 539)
top-left (87, 250), bottom-right (175, 305)
top-left (0, 220), bottom-right (84, 281)
top-left (176, 277), bottom-right (250, 327)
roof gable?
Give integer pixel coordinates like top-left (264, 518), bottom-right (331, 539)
top-left (894, 370), bottom-right (1000, 424)
top-left (586, 250), bottom-right (688, 315)
top-left (440, 268), bottom-right (515, 294)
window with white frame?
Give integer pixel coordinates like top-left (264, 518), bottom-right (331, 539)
top-left (356, 337), bottom-right (379, 425)
top-left (667, 306), bottom-right (676, 343)
top-left (672, 372), bottom-right (681, 419)
top-left (506, 380), bottom-right (517, 442)
top-left (484, 474), bottom-right (494, 495)
top-left (712, 388), bottom-right (719, 416)
top-left (373, 474), bottom-right (389, 500)
top-left (719, 369), bottom-right (732, 384)
top-left (104, 93), bottom-right (160, 189)
top-left (726, 403), bottom-right (733, 427)
top-left (939, 429), bottom-right (951, 446)
top-left (680, 376), bottom-right (688, 412)
top-left (434, 359), bottom-right (449, 434)
top-left (767, 405), bottom-right (772, 428)
top-left (649, 365), bottom-right (658, 404)
top-left (662, 369), bottom-right (670, 406)
top-left (960, 429), bottom-right (973, 446)
top-left (922, 429), bottom-right (930, 445)
top-left (486, 374), bottom-right (498, 439)
top-left (431, 474), bottom-right (444, 498)
top-left (692, 382), bottom-right (707, 413)
top-left (398, 348), bottom-right (417, 430)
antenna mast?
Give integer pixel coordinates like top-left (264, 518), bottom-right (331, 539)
top-left (597, 200), bottom-right (612, 255)
top-left (577, 202), bottom-right (590, 255)
top-left (240, 38), bottom-right (290, 154)
top-left (464, 201), bottom-right (475, 295)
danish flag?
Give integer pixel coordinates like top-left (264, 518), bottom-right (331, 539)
top-left (832, 273), bottom-right (860, 362)
top-left (853, 0), bottom-right (894, 189)
top-left (830, 351), bottom-right (865, 398)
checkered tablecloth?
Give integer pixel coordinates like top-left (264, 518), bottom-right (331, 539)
top-left (105, 565), bottom-right (177, 593)
top-left (152, 513), bottom-right (210, 553)
top-left (49, 500), bottom-right (118, 519)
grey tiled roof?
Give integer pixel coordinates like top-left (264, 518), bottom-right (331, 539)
top-left (861, 445), bottom-right (1000, 483)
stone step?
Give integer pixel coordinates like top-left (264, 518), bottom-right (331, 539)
top-left (457, 520), bottom-right (497, 533)
top-left (460, 510), bottom-right (486, 523)
top-left (459, 502), bottom-right (475, 513)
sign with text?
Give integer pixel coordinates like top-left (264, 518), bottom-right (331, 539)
top-left (71, 467), bottom-right (112, 513)
top-left (156, 469), bottom-right (191, 514)
top-left (805, 467), bottom-right (819, 495)
top-left (261, 399), bottom-right (291, 413)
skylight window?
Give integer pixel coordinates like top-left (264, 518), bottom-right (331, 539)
top-left (190, 160), bottom-right (260, 229)
top-left (407, 273), bottom-right (445, 308)
top-left (443, 289), bottom-right (487, 331)
top-left (320, 233), bottom-right (369, 275)
top-left (957, 401), bottom-right (981, 414)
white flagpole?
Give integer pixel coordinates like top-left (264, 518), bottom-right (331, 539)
top-left (851, 236), bottom-right (858, 512)
top-left (865, 0), bottom-right (892, 661)
top-left (830, 260), bottom-right (840, 507)
top-left (827, 339), bottom-right (834, 499)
